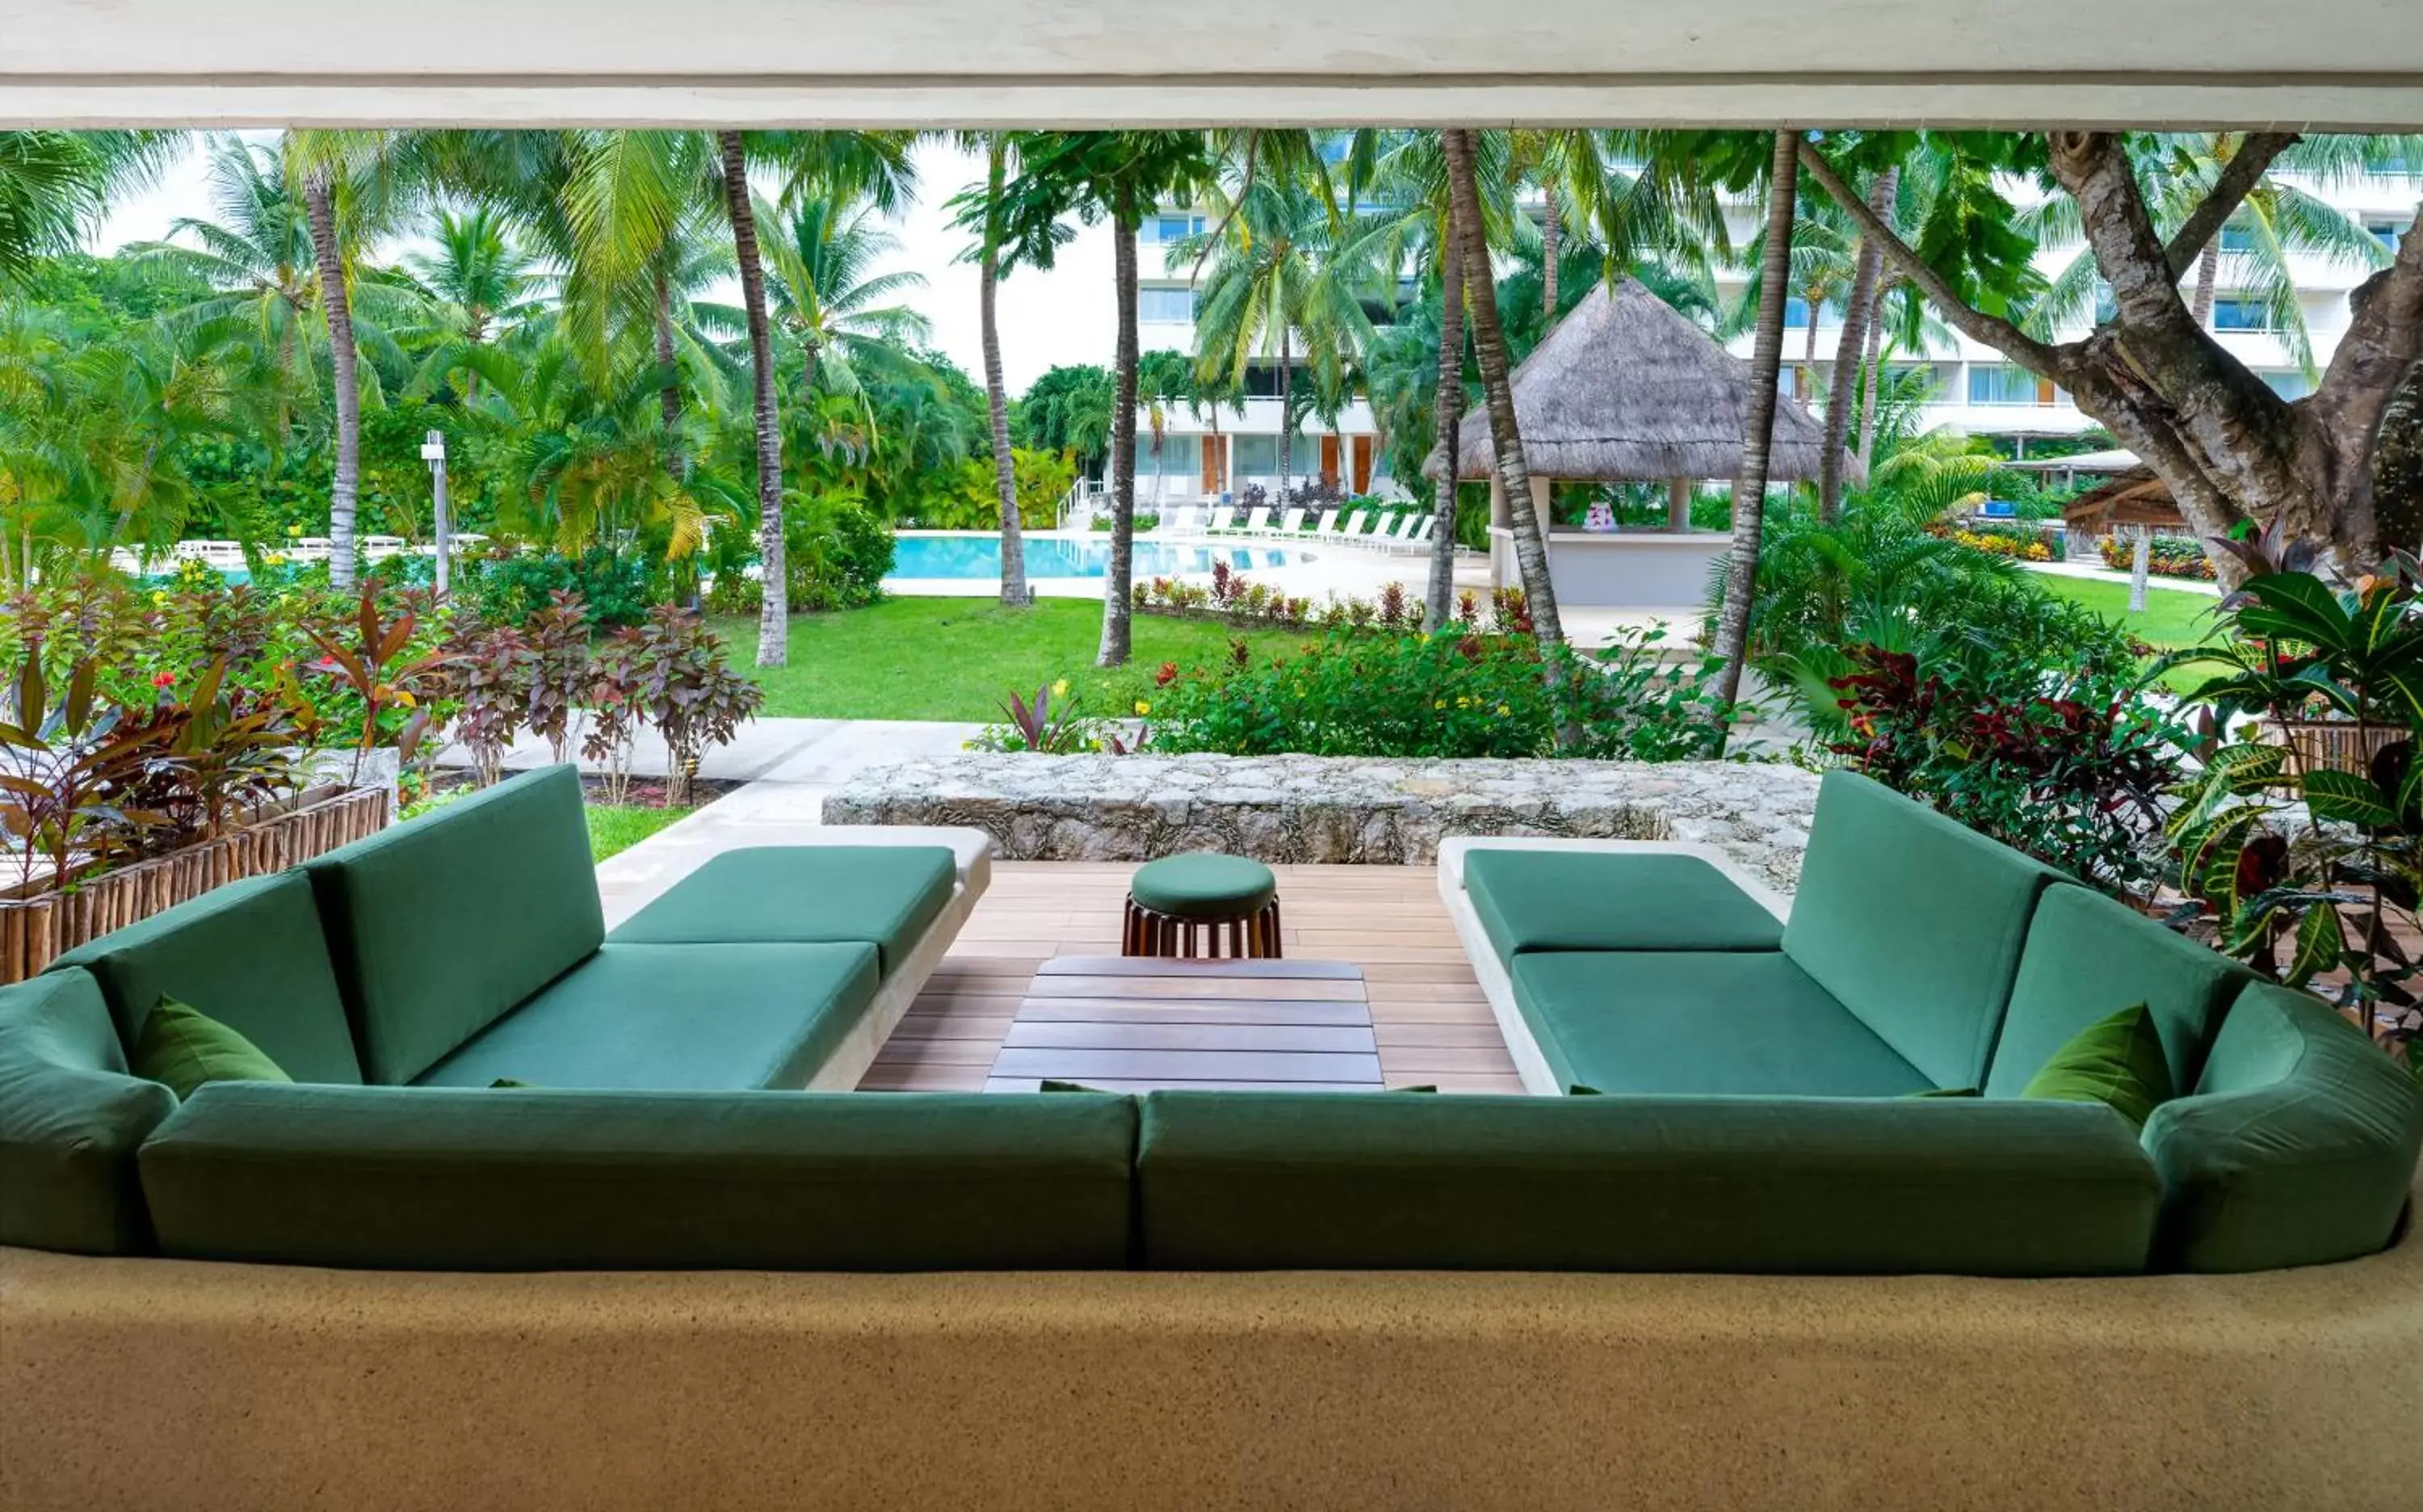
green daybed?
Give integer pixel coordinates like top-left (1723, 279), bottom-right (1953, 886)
top-left (2, 766), bottom-right (2417, 1279)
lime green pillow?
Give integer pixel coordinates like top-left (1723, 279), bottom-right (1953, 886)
top-left (2019, 1002), bottom-right (2173, 1128)
top-left (1906, 1086), bottom-right (1981, 1098)
top-left (132, 997), bottom-right (293, 1100)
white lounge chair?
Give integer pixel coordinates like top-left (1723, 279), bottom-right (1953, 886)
top-left (1330, 510), bottom-right (1369, 539)
top-left (1385, 515), bottom-right (1434, 553)
top-left (1205, 505), bottom-right (1236, 534)
top-left (1237, 506), bottom-right (1273, 536)
top-left (1272, 507), bottom-right (1306, 537)
top-left (1375, 514), bottom-right (1413, 548)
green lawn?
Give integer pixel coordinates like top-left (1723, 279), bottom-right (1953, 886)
top-left (715, 598), bottom-right (1311, 722)
top-left (586, 804), bottom-right (694, 862)
top-left (2036, 575), bottom-right (2225, 691)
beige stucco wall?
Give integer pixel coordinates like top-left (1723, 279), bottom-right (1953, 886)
top-left (5, 1186), bottom-right (2419, 1512)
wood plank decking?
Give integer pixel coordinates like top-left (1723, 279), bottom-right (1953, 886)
top-left (859, 862), bottom-right (1525, 1094)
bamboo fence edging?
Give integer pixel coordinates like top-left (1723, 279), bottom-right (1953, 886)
top-left (0, 785), bottom-right (389, 985)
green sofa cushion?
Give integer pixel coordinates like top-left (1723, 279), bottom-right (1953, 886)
top-left (0, 970), bottom-right (178, 1255)
top-left (140, 1082), bottom-right (1138, 1270)
top-left (411, 941), bottom-right (880, 1091)
top-left (1128, 852), bottom-right (1277, 920)
top-left (2141, 982), bottom-right (2423, 1272)
top-left (1985, 883), bottom-right (2247, 1100)
top-left (2020, 1002), bottom-right (2173, 1129)
top-left (1136, 1091), bottom-right (2160, 1275)
top-left (132, 998), bottom-right (295, 1099)
top-left (607, 844), bottom-right (957, 976)
top-left (1783, 771), bottom-right (2060, 1090)
top-left (306, 765), bottom-right (603, 1085)
top-left (46, 872), bottom-right (361, 1085)
top-left (1463, 849), bottom-right (1783, 964)
top-left (1510, 949), bottom-right (1930, 1098)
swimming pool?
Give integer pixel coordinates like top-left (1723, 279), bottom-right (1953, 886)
top-left (886, 533), bottom-right (1316, 582)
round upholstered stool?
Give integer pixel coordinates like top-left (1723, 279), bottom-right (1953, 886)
top-left (1122, 852), bottom-right (1283, 959)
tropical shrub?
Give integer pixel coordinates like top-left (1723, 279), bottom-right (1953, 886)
top-left (964, 679), bottom-right (1147, 756)
top-left (458, 546), bottom-right (661, 628)
top-left (595, 608), bottom-right (764, 806)
top-left (2098, 534), bottom-right (2219, 581)
top-left (2162, 532), bottom-right (2423, 1067)
top-left (1825, 643), bottom-right (2182, 900)
top-left (1142, 626), bottom-right (1727, 762)
top-left (1931, 523), bottom-right (2054, 561)
top-left (783, 497), bottom-right (894, 612)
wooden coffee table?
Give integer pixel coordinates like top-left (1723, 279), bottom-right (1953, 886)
top-left (984, 956), bottom-right (1383, 1093)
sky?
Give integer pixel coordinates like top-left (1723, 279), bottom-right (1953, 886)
top-left (90, 134), bottom-right (1119, 393)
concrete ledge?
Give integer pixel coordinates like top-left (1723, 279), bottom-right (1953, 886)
top-left (826, 754), bottom-right (1820, 887)
top-left (4, 1208), bottom-right (2418, 1511)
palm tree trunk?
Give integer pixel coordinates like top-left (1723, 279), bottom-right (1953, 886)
top-left (1857, 277), bottom-right (1891, 472)
top-left (1444, 128), bottom-right (1567, 657)
top-left (2191, 237), bottom-right (2221, 326)
top-left (1820, 169), bottom-right (1894, 521)
top-left (1711, 130), bottom-right (1802, 722)
top-left (1277, 327), bottom-right (1293, 487)
top-left (720, 130), bottom-right (787, 669)
top-left (655, 267), bottom-right (683, 480)
top-left (1426, 197), bottom-right (1466, 628)
top-left (1541, 180), bottom-right (1560, 320)
top-left (302, 167), bottom-right (359, 590)
top-left (1095, 187), bottom-right (1141, 668)
top-left (981, 136), bottom-right (1028, 608)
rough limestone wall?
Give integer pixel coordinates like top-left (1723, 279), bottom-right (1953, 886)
top-left (824, 754), bottom-right (1820, 890)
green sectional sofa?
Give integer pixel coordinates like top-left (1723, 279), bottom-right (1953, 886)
top-left (2, 764), bottom-right (2417, 1280)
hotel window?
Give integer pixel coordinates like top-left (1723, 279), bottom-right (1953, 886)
top-left (2211, 297), bottom-right (2275, 330)
top-left (2261, 372), bottom-right (2313, 400)
top-left (1967, 364), bottom-right (2039, 405)
top-left (1231, 435), bottom-right (1319, 477)
top-left (2219, 220), bottom-right (2259, 252)
top-left (1141, 434), bottom-right (1201, 477)
top-left (1783, 296), bottom-right (1846, 329)
top-left (1136, 285), bottom-right (1197, 322)
top-left (2368, 220), bottom-right (2403, 250)
top-left (1884, 363), bottom-right (1945, 400)
top-left (1139, 215), bottom-right (1207, 245)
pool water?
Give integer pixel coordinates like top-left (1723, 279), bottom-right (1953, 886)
top-left (887, 534), bottom-right (1314, 582)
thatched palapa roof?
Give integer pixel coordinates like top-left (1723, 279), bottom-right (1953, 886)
top-left (1422, 279), bottom-right (1843, 484)
top-left (2062, 468), bottom-right (2185, 535)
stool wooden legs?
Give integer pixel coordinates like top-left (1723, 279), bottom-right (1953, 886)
top-left (1121, 897), bottom-right (1283, 959)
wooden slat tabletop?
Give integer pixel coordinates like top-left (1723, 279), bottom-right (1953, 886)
top-left (983, 954), bottom-right (1384, 1093)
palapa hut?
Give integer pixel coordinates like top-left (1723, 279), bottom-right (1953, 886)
top-left (1423, 278), bottom-right (1841, 610)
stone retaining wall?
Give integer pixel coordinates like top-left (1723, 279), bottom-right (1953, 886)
top-left (824, 754), bottom-right (1821, 889)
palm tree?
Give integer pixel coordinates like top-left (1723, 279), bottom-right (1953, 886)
top-left (1441, 128), bottom-right (1568, 662)
top-left (968, 134), bottom-right (1031, 606)
top-left (1711, 131), bottom-right (1804, 718)
top-left (1178, 168), bottom-right (1384, 491)
top-left (728, 192), bottom-right (932, 405)
top-left (0, 130), bottom-right (180, 284)
top-left (377, 207), bottom-right (550, 399)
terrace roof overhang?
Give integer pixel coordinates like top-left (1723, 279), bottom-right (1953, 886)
top-left (3, 0), bottom-right (2421, 129)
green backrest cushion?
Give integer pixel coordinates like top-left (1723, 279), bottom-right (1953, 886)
top-left (2141, 982), bottom-right (2423, 1272)
top-left (140, 1082), bottom-right (1139, 1270)
top-left (2019, 1002), bottom-right (2173, 1129)
top-left (46, 871), bottom-right (362, 1086)
top-left (131, 998), bottom-right (294, 1100)
top-left (1463, 848), bottom-right (1783, 960)
top-left (1136, 1090), bottom-right (2159, 1275)
top-left (606, 844), bottom-right (958, 976)
top-left (1782, 771), bottom-right (2060, 1090)
top-left (1985, 884), bottom-right (2248, 1100)
top-left (0, 970), bottom-right (178, 1254)
top-left (305, 764), bottom-right (603, 1085)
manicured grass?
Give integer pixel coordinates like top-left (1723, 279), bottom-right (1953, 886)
top-left (586, 804), bottom-right (694, 862)
top-left (2036, 575), bottom-right (2225, 692)
top-left (714, 598), bottom-right (1312, 722)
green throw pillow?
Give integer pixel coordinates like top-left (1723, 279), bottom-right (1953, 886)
top-left (133, 997), bottom-right (293, 1100)
top-left (1906, 1086), bottom-right (1981, 1098)
top-left (2019, 1002), bottom-right (2173, 1128)
top-left (1567, 1084), bottom-right (1602, 1096)
top-left (489, 1078), bottom-right (535, 1089)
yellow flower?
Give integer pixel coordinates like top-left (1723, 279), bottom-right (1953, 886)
top-left (1434, 699), bottom-right (1447, 710)
top-left (150, 590), bottom-right (169, 605)
top-left (1497, 704), bottom-right (1511, 716)
top-left (1133, 699), bottom-right (1151, 716)
top-left (1051, 678), bottom-right (1070, 699)
top-left (286, 523), bottom-right (303, 537)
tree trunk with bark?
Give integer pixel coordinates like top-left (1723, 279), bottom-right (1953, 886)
top-left (981, 136), bottom-right (1029, 608)
top-left (720, 131), bottom-right (788, 668)
top-left (1096, 188), bottom-right (1142, 668)
top-left (1711, 130), bottom-right (1803, 716)
top-left (1277, 326), bottom-right (1293, 487)
top-left (1820, 168), bottom-right (1894, 520)
top-left (1799, 131), bottom-right (2423, 582)
top-left (2190, 237), bottom-right (2221, 327)
top-left (1857, 275), bottom-right (1892, 472)
top-left (302, 168), bottom-right (359, 590)
top-left (1426, 195), bottom-right (1467, 629)
top-left (655, 267), bottom-right (682, 480)
top-left (1444, 128), bottom-right (1568, 657)
top-left (1542, 181), bottom-right (1561, 321)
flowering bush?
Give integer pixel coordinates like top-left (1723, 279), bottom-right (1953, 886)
top-left (1930, 523), bottom-right (2054, 561)
top-left (1132, 565), bottom-right (1476, 636)
top-left (2098, 534), bottom-right (2219, 580)
top-left (964, 678), bottom-right (1147, 755)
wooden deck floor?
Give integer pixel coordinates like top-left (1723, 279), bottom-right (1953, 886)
top-left (860, 863), bottom-right (1524, 1094)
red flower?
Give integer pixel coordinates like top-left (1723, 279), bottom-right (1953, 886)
top-left (1155, 662), bottom-right (1180, 687)
top-left (150, 671), bottom-right (177, 690)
